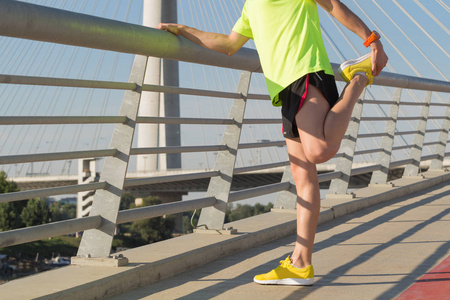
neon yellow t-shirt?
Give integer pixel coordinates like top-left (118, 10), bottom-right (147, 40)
top-left (233, 0), bottom-right (334, 106)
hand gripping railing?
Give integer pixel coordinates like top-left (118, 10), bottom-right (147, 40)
top-left (0, 1), bottom-right (449, 259)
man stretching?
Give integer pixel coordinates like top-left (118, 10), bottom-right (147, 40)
top-left (158, 0), bottom-right (388, 285)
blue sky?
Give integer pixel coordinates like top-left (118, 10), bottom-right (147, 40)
top-left (0, 0), bottom-right (448, 177)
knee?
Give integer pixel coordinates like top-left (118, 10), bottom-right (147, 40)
top-left (303, 144), bottom-right (340, 164)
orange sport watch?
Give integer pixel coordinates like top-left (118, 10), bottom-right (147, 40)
top-left (363, 31), bottom-right (381, 47)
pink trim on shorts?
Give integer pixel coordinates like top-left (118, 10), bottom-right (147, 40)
top-left (298, 74), bottom-right (309, 112)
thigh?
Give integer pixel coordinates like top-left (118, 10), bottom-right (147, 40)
top-left (295, 85), bottom-right (331, 151)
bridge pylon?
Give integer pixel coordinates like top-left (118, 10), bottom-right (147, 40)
top-left (137, 0), bottom-right (181, 173)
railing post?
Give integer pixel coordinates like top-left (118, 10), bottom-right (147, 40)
top-left (196, 71), bottom-right (251, 231)
top-left (370, 88), bottom-right (402, 185)
top-left (327, 91), bottom-right (365, 198)
top-left (429, 97), bottom-right (450, 170)
top-left (76, 55), bottom-right (147, 258)
top-left (404, 91), bottom-right (432, 176)
top-left (273, 166), bottom-right (297, 210)
top-left (77, 158), bottom-right (100, 219)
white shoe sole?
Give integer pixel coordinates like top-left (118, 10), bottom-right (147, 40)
top-left (253, 277), bottom-right (314, 286)
top-left (338, 53), bottom-right (371, 74)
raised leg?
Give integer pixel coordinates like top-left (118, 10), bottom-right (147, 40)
top-left (297, 75), bottom-right (368, 164)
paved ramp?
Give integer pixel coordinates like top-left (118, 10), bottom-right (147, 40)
top-left (109, 181), bottom-right (450, 300)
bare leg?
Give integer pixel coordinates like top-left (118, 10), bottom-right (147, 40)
top-left (286, 138), bottom-right (321, 268)
top-left (298, 75), bottom-right (368, 164)
top-left (288, 74), bottom-right (368, 268)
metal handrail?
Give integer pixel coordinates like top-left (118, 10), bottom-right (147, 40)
top-left (124, 171), bottom-right (220, 187)
top-left (137, 117), bottom-right (235, 125)
top-left (0, 149), bottom-right (118, 165)
top-left (228, 182), bottom-right (291, 203)
top-left (131, 145), bottom-right (227, 155)
top-left (0, 73), bottom-right (137, 90)
top-left (0, 181), bottom-right (108, 203)
top-left (0, 116), bottom-right (127, 125)
top-left (117, 197), bottom-right (217, 224)
top-left (0, 215), bottom-right (102, 248)
top-left (234, 161), bottom-right (290, 174)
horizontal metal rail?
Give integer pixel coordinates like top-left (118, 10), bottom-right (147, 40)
top-left (350, 164), bottom-right (382, 176)
top-left (131, 141), bottom-right (286, 156)
top-left (0, 116), bottom-right (127, 125)
top-left (0, 181), bottom-right (107, 203)
top-left (117, 197), bottom-right (217, 224)
top-left (0, 215), bottom-right (102, 248)
top-left (396, 130), bottom-right (420, 136)
top-left (392, 145), bottom-right (416, 151)
top-left (0, 0), bottom-right (262, 72)
top-left (124, 162), bottom-right (291, 189)
top-left (360, 117), bottom-right (392, 121)
top-left (420, 154), bottom-right (441, 161)
top-left (428, 116), bottom-right (448, 120)
top-left (394, 141), bottom-right (442, 151)
top-left (354, 148), bottom-right (382, 156)
top-left (234, 161), bottom-right (290, 174)
top-left (318, 171), bottom-right (343, 183)
top-left (357, 128), bottom-right (442, 139)
top-left (142, 83), bottom-right (241, 99)
top-left (362, 100), bottom-right (397, 105)
top-left (0, 74), bottom-right (270, 103)
top-left (357, 132), bottom-right (389, 138)
top-left (124, 171), bottom-right (220, 187)
top-left (137, 117), bottom-right (234, 125)
top-left (136, 117), bottom-right (282, 125)
top-left (429, 102), bottom-right (450, 107)
top-left (427, 129), bottom-right (446, 133)
top-left (239, 141), bottom-right (286, 149)
top-left (131, 145), bottom-right (227, 155)
top-left (398, 101), bottom-right (428, 106)
top-left (0, 73), bottom-right (137, 90)
top-left (0, 149), bottom-right (118, 165)
top-left (243, 119), bottom-right (282, 124)
top-left (247, 94), bottom-right (271, 100)
top-left (398, 116), bottom-right (426, 121)
top-left (389, 158), bottom-right (415, 169)
top-left (361, 100), bottom-right (449, 106)
top-left (228, 182), bottom-right (291, 203)
top-left (6, 115), bottom-right (442, 128)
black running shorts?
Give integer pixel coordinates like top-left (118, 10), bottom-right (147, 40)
top-left (280, 71), bottom-right (339, 138)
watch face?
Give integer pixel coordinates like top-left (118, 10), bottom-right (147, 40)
top-left (374, 31), bottom-right (380, 38)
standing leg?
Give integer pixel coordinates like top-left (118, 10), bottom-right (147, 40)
top-left (286, 137), bottom-right (321, 268)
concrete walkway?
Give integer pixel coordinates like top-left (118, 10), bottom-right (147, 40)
top-left (108, 181), bottom-right (450, 300)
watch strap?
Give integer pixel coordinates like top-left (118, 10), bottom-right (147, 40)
top-left (364, 31), bottom-right (380, 47)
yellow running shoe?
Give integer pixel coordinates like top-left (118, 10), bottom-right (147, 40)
top-left (253, 256), bottom-right (315, 285)
top-left (338, 53), bottom-right (373, 86)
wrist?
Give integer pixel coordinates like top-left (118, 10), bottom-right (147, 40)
top-left (370, 39), bottom-right (382, 50)
top-left (177, 24), bottom-right (188, 34)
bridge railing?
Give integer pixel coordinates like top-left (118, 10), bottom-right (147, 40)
top-left (0, 1), bottom-right (449, 259)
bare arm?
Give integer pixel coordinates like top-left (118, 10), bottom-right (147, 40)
top-left (315, 0), bottom-right (388, 76)
top-left (157, 23), bottom-right (249, 56)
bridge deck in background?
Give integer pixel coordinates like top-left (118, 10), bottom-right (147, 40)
top-left (109, 181), bottom-right (450, 300)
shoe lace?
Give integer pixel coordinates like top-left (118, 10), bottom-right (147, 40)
top-left (279, 257), bottom-right (292, 268)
